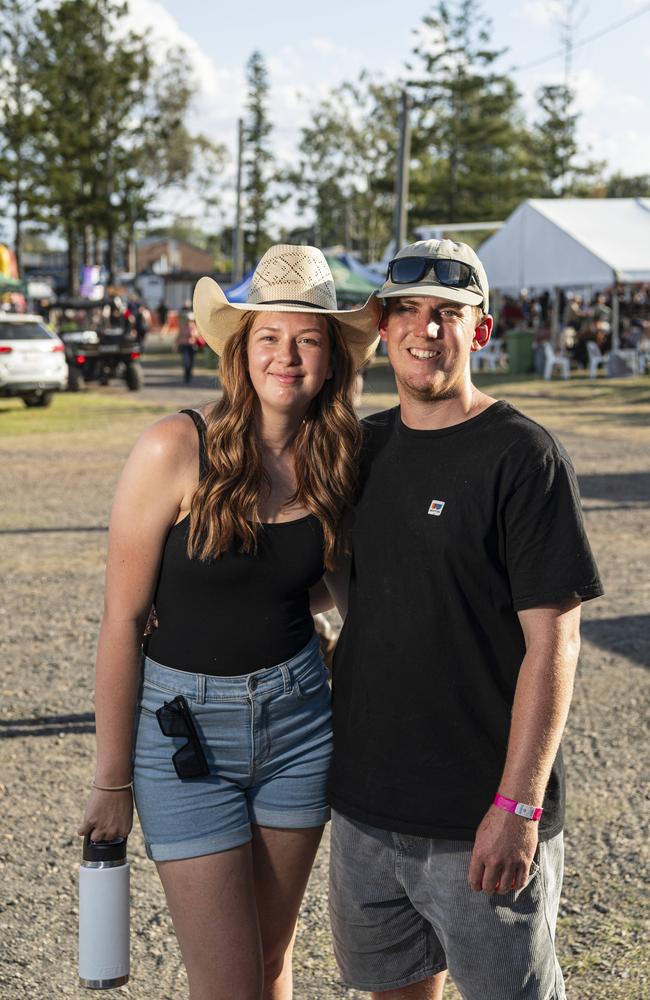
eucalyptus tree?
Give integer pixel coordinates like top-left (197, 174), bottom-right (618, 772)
top-left (604, 172), bottom-right (650, 198)
top-left (291, 72), bottom-right (400, 261)
top-left (534, 83), bottom-right (603, 196)
top-left (242, 50), bottom-right (276, 268)
top-left (0, 0), bottom-right (43, 272)
top-left (28, 0), bottom-right (205, 290)
top-left (407, 0), bottom-right (542, 227)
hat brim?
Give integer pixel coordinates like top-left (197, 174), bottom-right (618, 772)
top-left (193, 276), bottom-right (381, 369)
top-left (378, 282), bottom-right (485, 309)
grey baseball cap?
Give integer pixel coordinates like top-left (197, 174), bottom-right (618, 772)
top-left (378, 239), bottom-right (489, 314)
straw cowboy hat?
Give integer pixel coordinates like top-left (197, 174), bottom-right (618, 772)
top-left (193, 244), bottom-right (381, 369)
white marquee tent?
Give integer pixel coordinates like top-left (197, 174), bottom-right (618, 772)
top-left (479, 198), bottom-right (650, 291)
top-left (479, 198), bottom-right (650, 350)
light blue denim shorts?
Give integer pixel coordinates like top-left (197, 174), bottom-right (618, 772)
top-left (133, 633), bottom-right (332, 861)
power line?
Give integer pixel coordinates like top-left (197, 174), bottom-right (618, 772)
top-left (511, 2), bottom-right (650, 73)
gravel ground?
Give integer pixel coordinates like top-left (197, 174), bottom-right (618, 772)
top-left (1, 355), bottom-right (648, 999)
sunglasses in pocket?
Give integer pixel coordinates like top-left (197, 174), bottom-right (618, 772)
top-left (156, 695), bottom-right (210, 779)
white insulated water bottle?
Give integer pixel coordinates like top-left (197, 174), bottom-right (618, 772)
top-left (79, 835), bottom-right (130, 989)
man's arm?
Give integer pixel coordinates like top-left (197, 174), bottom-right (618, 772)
top-left (468, 599), bottom-right (581, 895)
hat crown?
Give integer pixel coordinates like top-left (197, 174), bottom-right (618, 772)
top-left (381, 238), bottom-right (489, 312)
top-left (248, 245), bottom-right (338, 310)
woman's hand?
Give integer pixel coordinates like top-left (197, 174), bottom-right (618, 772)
top-left (78, 788), bottom-right (134, 844)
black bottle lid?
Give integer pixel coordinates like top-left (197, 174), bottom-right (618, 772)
top-left (82, 834), bottom-right (128, 863)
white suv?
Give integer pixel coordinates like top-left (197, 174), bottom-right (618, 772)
top-left (0, 313), bottom-right (69, 407)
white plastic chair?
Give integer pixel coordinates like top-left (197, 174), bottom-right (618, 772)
top-left (586, 340), bottom-right (609, 378)
top-left (470, 342), bottom-right (501, 372)
top-left (543, 342), bottom-right (570, 380)
top-left (480, 343), bottom-right (499, 372)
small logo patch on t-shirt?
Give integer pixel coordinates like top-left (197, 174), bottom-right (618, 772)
top-left (428, 499), bottom-right (445, 516)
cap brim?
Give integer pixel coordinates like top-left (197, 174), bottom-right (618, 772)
top-left (378, 282), bottom-right (484, 308)
top-left (193, 276), bottom-right (381, 369)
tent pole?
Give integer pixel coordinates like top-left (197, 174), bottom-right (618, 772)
top-left (611, 284), bottom-right (620, 352)
top-left (392, 90), bottom-right (412, 252)
top-left (232, 118), bottom-right (244, 285)
top-left (551, 287), bottom-right (560, 348)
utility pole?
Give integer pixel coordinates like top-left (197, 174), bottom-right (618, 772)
top-left (556, 0), bottom-right (583, 194)
top-left (393, 89), bottom-right (412, 252)
top-left (232, 118), bottom-right (244, 283)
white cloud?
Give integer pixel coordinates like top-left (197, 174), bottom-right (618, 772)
top-left (571, 68), bottom-right (606, 113)
top-left (582, 125), bottom-right (650, 175)
top-left (125, 0), bottom-right (245, 138)
top-left (515, 1), bottom-right (563, 27)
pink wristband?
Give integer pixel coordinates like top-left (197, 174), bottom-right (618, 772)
top-left (493, 793), bottom-right (543, 821)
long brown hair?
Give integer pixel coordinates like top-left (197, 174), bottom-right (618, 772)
top-left (187, 311), bottom-right (361, 570)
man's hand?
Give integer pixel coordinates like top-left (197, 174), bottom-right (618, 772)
top-left (468, 805), bottom-right (539, 895)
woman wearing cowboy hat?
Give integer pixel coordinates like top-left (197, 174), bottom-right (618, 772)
top-left (78, 245), bottom-right (381, 1000)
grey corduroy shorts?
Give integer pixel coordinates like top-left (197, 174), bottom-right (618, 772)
top-left (329, 810), bottom-right (566, 999)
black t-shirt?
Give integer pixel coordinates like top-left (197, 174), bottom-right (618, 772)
top-left (329, 402), bottom-right (603, 841)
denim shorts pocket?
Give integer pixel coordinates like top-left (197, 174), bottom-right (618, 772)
top-left (139, 681), bottom-right (172, 718)
top-left (295, 664), bottom-right (330, 700)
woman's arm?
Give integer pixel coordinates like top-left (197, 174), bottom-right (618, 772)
top-left (78, 415), bottom-right (197, 842)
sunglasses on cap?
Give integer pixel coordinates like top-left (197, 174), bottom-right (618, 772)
top-left (386, 256), bottom-right (480, 289)
top-left (156, 695), bottom-right (209, 779)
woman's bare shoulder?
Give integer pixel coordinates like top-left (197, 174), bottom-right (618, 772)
top-left (129, 412), bottom-right (200, 469)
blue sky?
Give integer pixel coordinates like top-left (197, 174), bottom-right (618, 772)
top-left (128, 0), bottom-right (650, 229)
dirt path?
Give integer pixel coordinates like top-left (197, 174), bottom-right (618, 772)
top-left (1, 359), bottom-right (648, 999)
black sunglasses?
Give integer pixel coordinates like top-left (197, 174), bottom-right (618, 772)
top-left (156, 695), bottom-right (210, 779)
top-left (387, 256), bottom-right (479, 289)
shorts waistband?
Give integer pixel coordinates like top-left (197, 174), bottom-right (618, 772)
top-left (142, 631), bottom-right (322, 703)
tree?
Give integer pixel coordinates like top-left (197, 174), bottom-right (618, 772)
top-left (533, 83), bottom-right (603, 196)
top-left (242, 51), bottom-right (276, 268)
top-left (407, 0), bottom-right (542, 227)
top-left (27, 0), bottom-right (201, 291)
top-left (604, 172), bottom-right (650, 198)
top-left (156, 131), bottom-right (228, 235)
top-left (27, 0), bottom-right (147, 288)
top-left (0, 0), bottom-right (44, 273)
top-left (291, 73), bottom-right (400, 260)
top-left (121, 46), bottom-right (227, 270)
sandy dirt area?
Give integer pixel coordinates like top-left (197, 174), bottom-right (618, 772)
top-left (1, 352), bottom-right (648, 999)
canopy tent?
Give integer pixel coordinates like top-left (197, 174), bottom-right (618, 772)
top-left (479, 198), bottom-right (650, 291)
top-left (479, 198), bottom-right (650, 351)
top-left (225, 256), bottom-right (378, 305)
top-left (336, 253), bottom-right (384, 287)
top-left (225, 270), bottom-right (254, 303)
top-left (0, 275), bottom-right (25, 293)
top-left (325, 255), bottom-right (378, 303)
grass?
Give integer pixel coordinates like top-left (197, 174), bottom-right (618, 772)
top-left (0, 391), bottom-right (169, 438)
top-left (363, 360), bottom-right (650, 442)
top-left (1, 354), bottom-right (648, 444)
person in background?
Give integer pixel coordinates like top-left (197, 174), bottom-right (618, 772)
top-left (158, 299), bottom-right (169, 330)
top-left (134, 303), bottom-right (149, 349)
top-left (177, 300), bottom-right (199, 385)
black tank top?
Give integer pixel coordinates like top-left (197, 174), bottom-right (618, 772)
top-left (146, 409), bottom-right (325, 675)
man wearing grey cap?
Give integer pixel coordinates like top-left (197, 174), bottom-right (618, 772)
top-left (327, 240), bottom-right (603, 999)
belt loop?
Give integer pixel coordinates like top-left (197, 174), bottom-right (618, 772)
top-left (281, 664), bottom-right (291, 695)
top-left (196, 674), bottom-right (206, 704)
